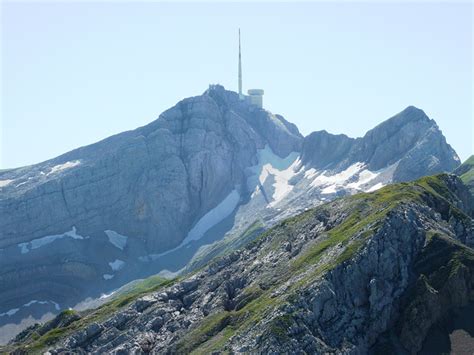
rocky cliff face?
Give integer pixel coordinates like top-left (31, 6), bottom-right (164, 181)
top-left (5, 173), bottom-right (473, 354)
top-left (0, 86), bottom-right (460, 343)
top-left (301, 106), bottom-right (460, 180)
top-left (187, 106), bottom-right (460, 278)
top-left (0, 85), bottom-right (302, 338)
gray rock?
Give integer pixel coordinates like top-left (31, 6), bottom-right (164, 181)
top-left (0, 85), bottom-right (302, 331)
top-left (0, 88), bottom-right (462, 346)
top-left (301, 106), bottom-right (460, 180)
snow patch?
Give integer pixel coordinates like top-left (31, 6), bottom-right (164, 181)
top-left (346, 169), bottom-right (379, 190)
top-left (310, 162), bottom-right (364, 188)
top-left (249, 145), bottom-right (300, 206)
top-left (0, 300), bottom-right (59, 318)
top-left (184, 189), bottom-right (240, 244)
top-left (321, 185), bottom-right (338, 194)
top-left (308, 162), bottom-right (382, 194)
top-left (23, 300), bottom-right (49, 307)
top-left (105, 230), bottom-right (128, 250)
top-left (100, 290), bottom-right (117, 299)
top-left (139, 188), bottom-right (241, 262)
top-left (304, 168), bottom-right (317, 179)
top-left (367, 182), bottom-right (385, 192)
top-left (0, 179), bottom-right (14, 188)
top-left (47, 160), bottom-right (81, 176)
top-left (109, 259), bottom-right (125, 271)
top-left (103, 274), bottom-right (114, 280)
top-left (18, 226), bottom-right (86, 254)
top-left (0, 308), bottom-right (19, 317)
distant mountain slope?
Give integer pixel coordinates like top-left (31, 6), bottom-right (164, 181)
top-left (5, 173), bottom-right (473, 354)
top-left (455, 155), bottom-right (474, 194)
top-left (0, 85), bottom-right (460, 342)
top-left (186, 106), bottom-right (460, 274)
top-left (301, 105), bottom-right (459, 182)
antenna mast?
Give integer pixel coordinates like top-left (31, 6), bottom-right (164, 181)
top-left (238, 29), bottom-right (243, 99)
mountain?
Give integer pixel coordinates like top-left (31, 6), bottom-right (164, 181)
top-left (4, 172), bottom-right (474, 353)
top-left (455, 155), bottom-right (474, 194)
top-left (301, 105), bottom-right (460, 181)
top-left (0, 85), bottom-right (460, 342)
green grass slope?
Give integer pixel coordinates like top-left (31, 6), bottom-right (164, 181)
top-left (179, 174), bottom-right (474, 353)
top-left (1, 276), bottom-right (175, 354)
top-left (3, 173), bottom-right (474, 354)
top-left (454, 155), bottom-right (474, 194)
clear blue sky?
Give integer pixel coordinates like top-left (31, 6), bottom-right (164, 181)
top-left (1, 1), bottom-right (472, 169)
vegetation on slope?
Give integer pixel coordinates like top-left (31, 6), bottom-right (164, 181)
top-left (185, 219), bottom-right (265, 272)
top-left (1, 276), bottom-right (175, 354)
top-left (455, 155), bottom-right (474, 194)
top-left (5, 173), bottom-right (473, 354)
top-left (175, 174), bottom-right (472, 353)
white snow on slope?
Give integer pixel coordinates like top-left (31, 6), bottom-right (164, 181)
top-left (346, 169), bottom-right (379, 190)
top-left (100, 290), bottom-right (118, 299)
top-left (103, 274), bottom-right (114, 280)
top-left (308, 162), bottom-right (381, 194)
top-left (321, 185), bottom-right (338, 194)
top-left (184, 189), bottom-right (240, 244)
top-left (139, 189), bottom-right (241, 262)
top-left (0, 300), bottom-right (60, 318)
top-left (367, 182), bottom-right (385, 192)
top-left (23, 300), bottom-right (60, 310)
top-left (105, 230), bottom-right (128, 250)
top-left (47, 160), bottom-right (81, 176)
top-left (109, 259), bottom-right (125, 271)
top-left (304, 168), bottom-right (317, 180)
top-left (15, 181), bottom-right (28, 188)
top-left (0, 179), bottom-right (14, 188)
top-left (248, 145), bottom-right (300, 206)
top-left (310, 163), bottom-right (364, 189)
top-left (18, 226), bottom-right (86, 254)
top-left (0, 308), bottom-right (19, 317)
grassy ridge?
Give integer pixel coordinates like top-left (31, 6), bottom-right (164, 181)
top-left (4, 276), bottom-right (175, 354)
top-left (6, 173), bottom-right (472, 354)
top-left (177, 174), bottom-right (472, 352)
top-left (455, 155), bottom-right (474, 194)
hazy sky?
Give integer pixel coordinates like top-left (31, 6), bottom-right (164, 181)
top-left (1, 1), bottom-right (473, 169)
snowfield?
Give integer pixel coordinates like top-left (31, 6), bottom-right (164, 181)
top-left (307, 162), bottom-right (384, 194)
top-left (105, 230), bottom-right (128, 250)
top-left (18, 227), bottom-right (86, 254)
top-left (0, 179), bottom-right (14, 188)
top-left (0, 300), bottom-right (60, 318)
top-left (139, 188), bottom-right (241, 262)
top-left (109, 259), bottom-right (125, 271)
top-left (248, 145), bottom-right (300, 207)
top-left (184, 189), bottom-right (241, 244)
top-left (47, 160), bottom-right (81, 176)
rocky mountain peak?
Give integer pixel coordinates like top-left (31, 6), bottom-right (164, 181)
top-left (0, 86), bottom-right (305, 340)
top-left (300, 105), bottom-right (459, 180)
top-left (0, 89), bottom-right (462, 345)
top-left (300, 130), bottom-right (353, 169)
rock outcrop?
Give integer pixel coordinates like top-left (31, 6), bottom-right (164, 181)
top-left (4, 173), bottom-right (474, 354)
